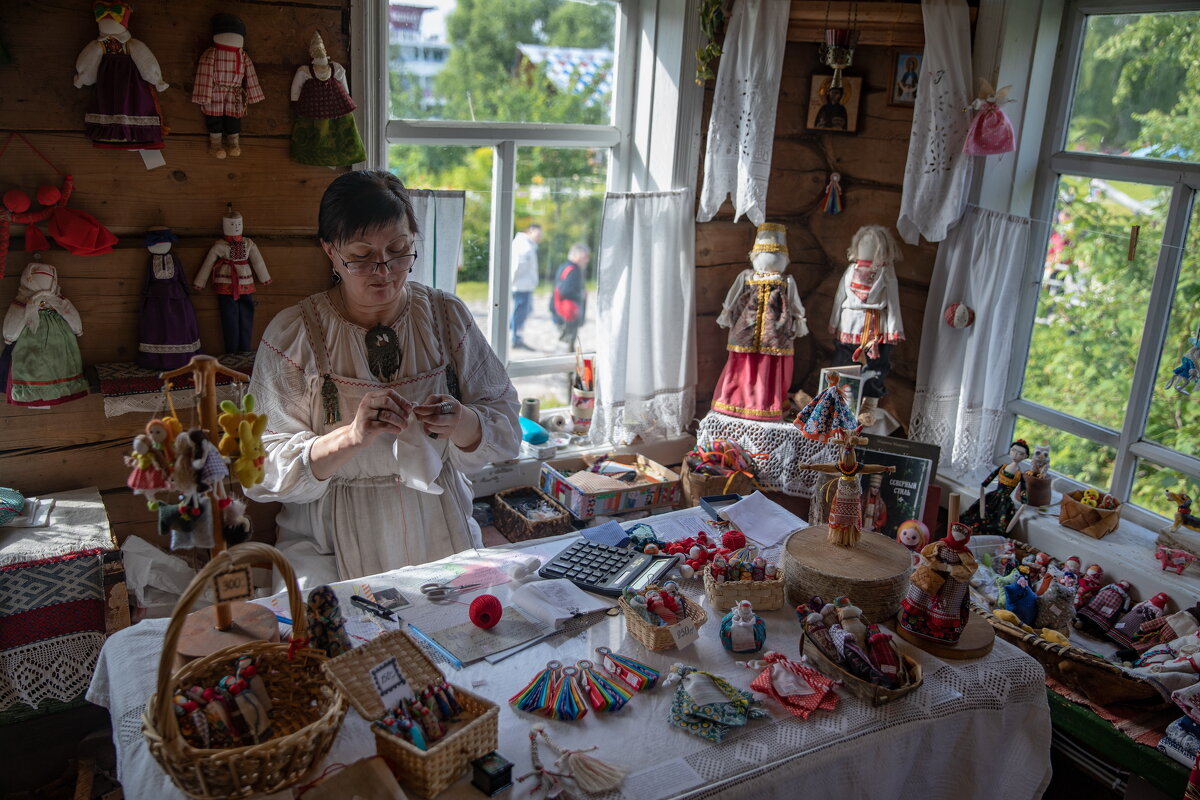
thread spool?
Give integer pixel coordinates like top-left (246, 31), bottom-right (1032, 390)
top-left (520, 398), bottom-right (541, 421)
top-left (469, 594), bottom-right (503, 629)
top-left (541, 413), bottom-right (570, 433)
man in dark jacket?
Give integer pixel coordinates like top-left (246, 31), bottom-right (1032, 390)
top-left (550, 243), bottom-right (589, 345)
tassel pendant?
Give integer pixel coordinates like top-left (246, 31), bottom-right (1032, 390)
top-left (821, 172), bottom-right (843, 215)
top-left (321, 374), bottom-right (340, 425)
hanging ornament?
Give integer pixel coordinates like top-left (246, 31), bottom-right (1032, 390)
top-left (963, 79), bottom-right (1016, 156)
top-left (819, 28), bottom-right (858, 89)
top-left (821, 172), bottom-right (843, 214)
top-left (943, 302), bottom-right (975, 329)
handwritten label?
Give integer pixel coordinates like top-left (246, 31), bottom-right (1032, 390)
top-left (212, 567), bottom-right (253, 603)
top-left (669, 618), bottom-right (699, 649)
top-left (370, 656), bottom-right (415, 710)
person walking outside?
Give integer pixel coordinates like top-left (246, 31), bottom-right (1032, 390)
top-left (550, 242), bottom-right (589, 346)
top-left (509, 223), bottom-right (542, 350)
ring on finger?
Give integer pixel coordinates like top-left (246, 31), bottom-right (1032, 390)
top-left (375, 409), bottom-right (383, 422)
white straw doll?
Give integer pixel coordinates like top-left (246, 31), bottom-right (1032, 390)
top-left (2, 262), bottom-right (87, 407)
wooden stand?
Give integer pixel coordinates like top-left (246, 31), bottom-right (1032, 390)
top-left (176, 601), bottom-right (281, 662)
top-left (894, 612), bottom-right (995, 660)
top-left (782, 525), bottom-right (912, 621)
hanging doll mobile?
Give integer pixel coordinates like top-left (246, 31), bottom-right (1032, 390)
top-left (1165, 326), bottom-right (1200, 395)
top-left (2, 261), bottom-right (88, 407)
top-left (193, 205), bottom-right (271, 353)
top-left (138, 227), bottom-right (201, 370)
top-left (74, 1), bottom-right (169, 150)
top-left (963, 79), bottom-right (1016, 157)
top-left (192, 13), bottom-right (264, 159)
top-left (711, 223), bottom-right (808, 422)
top-left (959, 439), bottom-right (1029, 536)
top-left (290, 32), bottom-right (366, 167)
top-left (831, 225), bottom-right (905, 428)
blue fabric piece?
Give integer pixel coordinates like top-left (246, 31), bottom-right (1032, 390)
top-left (518, 416), bottom-right (549, 443)
top-left (582, 520), bottom-right (630, 548)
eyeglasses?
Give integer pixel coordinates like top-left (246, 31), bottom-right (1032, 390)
top-left (337, 250), bottom-right (419, 276)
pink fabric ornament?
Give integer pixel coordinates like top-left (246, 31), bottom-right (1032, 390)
top-left (469, 594), bottom-right (503, 629)
top-left (963, 80), bottom-right (1016, 156)
top-left (943, 302), bottom-right (975, 329)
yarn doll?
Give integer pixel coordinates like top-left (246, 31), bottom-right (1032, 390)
top-left (835, 597), bottom-right (868, 649)
top-left (73, 2), bottom-right (168, 150)
top-left (711, 223), bottom-right (807, 421)
top-left (193, 206), bottom-right (271, 353)
top-left (959, 440), bottom-right (1030, 536)
top-left (898, 521), bottom-right (978, 643)
top-left (2, 262), bottom-right (88, 407)
top-left (1109, 592), bottom-right (1171, 649)
top-left (830, 225), bottom-right (905, 422)
top-left (289, 32), bottom-right (366, 167)
top-left (125, 434), bottom-right (168, 501)
top-left (1075, 564), bottom-right (1105, 610)
top-left (962, 79), bottom-right (1015, 156)
top-left (1076, 580), bottom-right (1133, 636)
top-left (797, 429), bottom-right (896, 547)
top-left (138, 227), bottom-right (201, 370)
top-left (719, 600), bottom-right (766, 653)
top-left (192, 13), bottom-right (264, 159)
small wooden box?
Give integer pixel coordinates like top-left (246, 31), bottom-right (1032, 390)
top-left (323, 631), bottom-right (499, 798)
top-left (492, 486), bottom-right (574, 542)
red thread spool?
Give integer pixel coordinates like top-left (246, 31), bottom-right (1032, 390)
top-left (722, 530), bottom-right (747, 550)
top-left (469, 594), bottom-right (503, 629)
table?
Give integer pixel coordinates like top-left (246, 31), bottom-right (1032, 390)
top-left (88, 510), bottom-right (1052, 799)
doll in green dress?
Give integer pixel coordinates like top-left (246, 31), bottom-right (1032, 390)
top-left (2, 261), bottom-right (87, 407)
top-left (960, 439), bottom-right (1030, 536)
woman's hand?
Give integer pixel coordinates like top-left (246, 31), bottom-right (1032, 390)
top-left (414, 394), bottom-right (482, 450)
top-left (350, 389), bottom-right (412, 446)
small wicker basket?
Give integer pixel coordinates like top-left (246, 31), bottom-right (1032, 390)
top-left (142, 543), bottom-right (348, 800)
top-left (799, 628), bottom-right (922, 706)
top-left (1059, 490), bottom-right (1121, 539)
top-left (323, 630), bottom-right (499, 798)
top-left (492, 486), bottom-right (574, 542)
top-left (618, 594), bottom-right (708, 651)
top-left (703, 564), bottom-right (784, 611)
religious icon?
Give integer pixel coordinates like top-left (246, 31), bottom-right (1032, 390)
top-left (807, 75), bottom-right (862, 133)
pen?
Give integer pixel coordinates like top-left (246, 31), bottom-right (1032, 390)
top-left (407, 623), bottom-right (463, 669)
top-left (351, 594), bottom-right (396, 621)
top-left (274, 614), bottom-right (292, 625)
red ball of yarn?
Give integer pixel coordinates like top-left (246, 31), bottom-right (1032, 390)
top-left (36, 184), bottom-right (61, 207)
top-left (3, 189), bottom-right (30, 214)
top-left (469, 594), bottom-right (503, 629)
top-left (722, 530), bottom-right (747, 550)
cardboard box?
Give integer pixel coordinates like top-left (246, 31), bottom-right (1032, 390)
top-left (539, 453), bottom-right (682, 519)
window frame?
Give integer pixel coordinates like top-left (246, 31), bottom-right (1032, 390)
top-left (1003, 0), bottom-right (1200, 528)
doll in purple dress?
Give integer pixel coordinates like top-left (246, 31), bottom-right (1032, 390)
top-left (137, 227), bottom-right (201, 370)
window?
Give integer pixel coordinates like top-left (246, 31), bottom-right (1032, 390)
top-left (1007, 5), bottom-right (1200, 528)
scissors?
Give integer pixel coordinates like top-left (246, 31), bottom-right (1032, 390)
top-left (419, 581), bottom-right (482, 602)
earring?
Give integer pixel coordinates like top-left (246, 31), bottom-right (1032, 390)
top-left (331, 270), bottom-right (341, 284)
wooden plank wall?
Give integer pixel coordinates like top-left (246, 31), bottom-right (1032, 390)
top-left (0, 0), bottom-right (353, 546)
top-left (695, 41), bottom-right (939, 427)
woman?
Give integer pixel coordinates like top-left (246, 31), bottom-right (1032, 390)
top-left (247, 171), bottom-right (520, 587)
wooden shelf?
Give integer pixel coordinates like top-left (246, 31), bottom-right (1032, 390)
top-left (788, 1), bottom-right (977, 48)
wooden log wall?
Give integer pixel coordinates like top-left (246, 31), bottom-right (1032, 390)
top-left (695, 40), bottom-right (940, 428)
top-left (0, 0), bottom-right (353, 547)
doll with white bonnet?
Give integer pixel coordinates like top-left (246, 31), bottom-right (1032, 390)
top-left (193, 206), bottom-right (272, 353)
top-left (138, 227), bottom-right (201, 370)
top-left (192, 13), bottom-right (264, 159)
top-left (2, 262), bottom-right (87, 407)
top-left (290, 32), bottom-right (366, 166)
top-left (711, 223), bottom-right (808, 421)
top-left (74, 1), bottom-right (168, 150)
top-left (898, 521), bottom-right (978, 643)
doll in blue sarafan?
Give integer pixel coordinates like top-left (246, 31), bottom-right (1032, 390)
top-left (720, 600), bottom-right (767, 653)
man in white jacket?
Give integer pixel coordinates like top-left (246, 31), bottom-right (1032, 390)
top-left (509, 223), bottom-right (542, 349)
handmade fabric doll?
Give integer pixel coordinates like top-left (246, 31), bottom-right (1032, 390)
top-left (898, 521), bottom-right (978, 643)
top-left (306, 585), bottom-right (352, 657)
top-left (1034, 575), bottom-right (1077, 635)
top-left (192, 13), bottom-right (264, 159)
top-left (719, 600), bottom-right (766, 653)
top-left (744, 651), bottom-right (838, 718)
top-left (1109, 592), bottom-right (1171, 649)
top-left (289, 32), bottom-right (366, 167)
top-left (830, 225), bottom-right (905, 415)
top-left (193, 207), bottom-right (271, 353)
top-left (1002, 577), bottom-right (1038, 627)
top-left (865, 624), bottom-right (905, 688)
top-left (2, 262), bottom-right (87, 406)
top-left (664, 664), bottom-right (767, 743)
top-left (74, 2), bottom-right (168, 150)
top-left (861, 472), bottom-right (887, 532)
top-left (795, 372), bottom-right (860, 442)
top-left (797, 429), bottom-right (896, 547)
top-left (1076, 580), bottom-right (1133, 635)
top-left (959, 440), bottom-right (1029, 536)
top-left (1075, 563), bottom-right (1105, 610)
top-left (711, 223), bottom-right (807, 421)
top-left (137, 227), bottom-right (201, 370)
top-left (962, 79), bottom-right (1015, 156)
top-left (125, 433), bottom-right (168, 499)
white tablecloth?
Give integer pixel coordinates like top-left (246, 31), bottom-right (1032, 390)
top-left (88, 521), bottom-right (1052, 800)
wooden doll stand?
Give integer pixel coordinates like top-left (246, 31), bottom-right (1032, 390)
top-left (782, 525), bottom-right (913, 622)
top-left (894, 613), bottom-right (995, 660)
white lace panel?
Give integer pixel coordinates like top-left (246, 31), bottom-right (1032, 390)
top-left (696, 412), bottom-right (839, 499)
top-left (0, 630), bottom-right (105, 710)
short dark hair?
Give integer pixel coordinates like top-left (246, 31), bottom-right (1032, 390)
top-left (318, 170), bottom-right (420, 246)
top-left (526, 223), bottom-right (542, 233)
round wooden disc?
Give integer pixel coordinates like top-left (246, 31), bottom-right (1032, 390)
top-left (893, 612), bottom-right (995, 660)
top-left (177, 601), bottom-right (280, 662)
top-left (783, 526), bottom-right (913, 621)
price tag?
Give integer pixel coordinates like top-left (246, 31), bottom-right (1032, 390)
top-left (370, 656), bottom-right (415, 710)
top-left (211, 566), bottom-right (253, 603)
top-left (668, 618), bottom-right (699, 649)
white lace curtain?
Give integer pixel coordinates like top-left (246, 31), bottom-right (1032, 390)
top-left (910, 205), bottom-right (1031, 477)
top-left (591, 190), bottom-right (696, 446)
top-left (408, 189), bottom-right (465, 294)
top-left (695, 0), bottom-right (789, 226)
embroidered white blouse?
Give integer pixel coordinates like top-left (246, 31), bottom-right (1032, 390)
top-left (830, 261), bottom-right (906, 345)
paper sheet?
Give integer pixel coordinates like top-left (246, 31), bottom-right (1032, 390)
top-left (722, 491), bottom-right (808, 546)
top-left (639, 506), bottom-right (714, 542)
top-left (425, 605), bottom-right (550, 665)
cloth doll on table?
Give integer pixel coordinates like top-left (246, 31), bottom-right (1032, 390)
top-left (74, 1), bottom-right (169, 150)
top-left (192, 13), bottom-right (264, 159)
top-left (960, 439), bottom-right (1030, 536)
top-left (193, 207), bottom-right (271, 353)
top-left (2, 261), bottom-right (88, 407)
top-left (711, 223), bottom-right (807, 422)
top-left (138, 227), bottom-right (201, 370)
top-left (290, 32), bottom-right (366, 167)
top-left (898, 521), bottom-right (978, 643)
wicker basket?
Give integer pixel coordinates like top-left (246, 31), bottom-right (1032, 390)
top-left (703, 564), bottom-right (784, 611)
top-left (142, 543), bottom-right (348, 800)
top-left (618, 595), bottom-right (708, 651)
top-left (799, 626), bottom-right (922, 705)
top-left (1059, 490), bottom-right (1121, 539)
top-left (679, 462), bottom-right (754, 507)
top-left (492, 486), bottom-right (574, 542)
top-left (323, 630), bottom-right (499, 798)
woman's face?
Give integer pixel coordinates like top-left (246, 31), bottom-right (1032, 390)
top-left (323, 220), bottom-right (415, 312)
top-left (1009, 444), bottom-right (1029, 463)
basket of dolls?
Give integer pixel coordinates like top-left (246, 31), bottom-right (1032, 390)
top-left (703, 558), bottom-right (784, 611)
top-left (142, 543), bottom-right (348, 800)
top-left (619, 588), bottom-right (709, 651)
top-left (797, 599), bottom-right (922, 706)
top-left (969, 538), bottom-right (1164, 707)
top-left (1059, 489), bottom-right (1121, 539)
top-left (322, 629), bottom-right (499, 798)
top-left (492, 486), bottom-right (574, 542)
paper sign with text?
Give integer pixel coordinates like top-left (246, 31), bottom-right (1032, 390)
top-left (212, 567), bottom-right (253, 603)
top-left (669, 618), bottom-right (699, 649)
top-left (370, 656), bottom-right (415, 710)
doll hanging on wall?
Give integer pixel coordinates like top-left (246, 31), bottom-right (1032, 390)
top-left (2, 261), bottom-right (87, 407)
top-left (711, 223), bottom-right (808, 422)
top-left (193, 206), bottom-right (271, 353)
top-left (138, 227), bottom-right (201, 370)
top-left (290, 32), bottom-right (366, 167)
top-left (192, 13), bottom-right (264, 159)
top-left (74, 2), bottom-right (169, 150)
top-left (831, 225), bottom-right (905, 426)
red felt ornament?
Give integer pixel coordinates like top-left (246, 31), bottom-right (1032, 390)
top-left (36, 185), bottom-right (61, 207)
top-left (469, 594), bottom-right (503, 629)
top-left (721, 530), bottom-right (747, 550)
top-left (3, 189), bottom-right (30, 213)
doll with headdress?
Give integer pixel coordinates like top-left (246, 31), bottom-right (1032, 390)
top-left (959, 439), bottom-right (1029, 536)
top-left (898, 521), bottom-right (978, 643)
top-left (193, 206), bottom-right (271, 353)
top-left (74, 1), bottom-right (169, 150)
top-left (290, 32), bottom-right (366, 166)
top-left (192, 13), bottom-right (264, 159)
top-left (2, 262), bottom-right (88, 406)
top-left (138, 227), bottom-right (201, 370)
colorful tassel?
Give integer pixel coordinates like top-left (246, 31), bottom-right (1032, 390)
top-left (821, 172), bottom-right (843, 215)
top-left (537, 726), bottom-right (628, 793)
top-left (596, 647), bottom-right (659, 691)
top-left (548, 666), bottom-right (588, 721)
top-left (576, 659), bottom-right (634, 712)
top-left (509, 660), bottom-right (561, 715)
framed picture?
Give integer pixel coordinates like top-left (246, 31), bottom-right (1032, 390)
top-left (806, 75), bottom-right (862, 133)
top-left (819, 365), bottom-right (864, 417)
top-left (854, 434), bottom-right (941, 540)
top-left (889, 51), bottom-right (923, 107)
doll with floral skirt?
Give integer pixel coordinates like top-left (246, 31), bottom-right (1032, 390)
top-left (192, 14), bottom-right (264, 159)
top-left (959, 440), bottom-right (1029, 536)
top-left (290, 32), bottom-right (366, 166)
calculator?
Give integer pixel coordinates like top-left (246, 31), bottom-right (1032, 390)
top-left (538, 539), bottom-right (680, 597)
